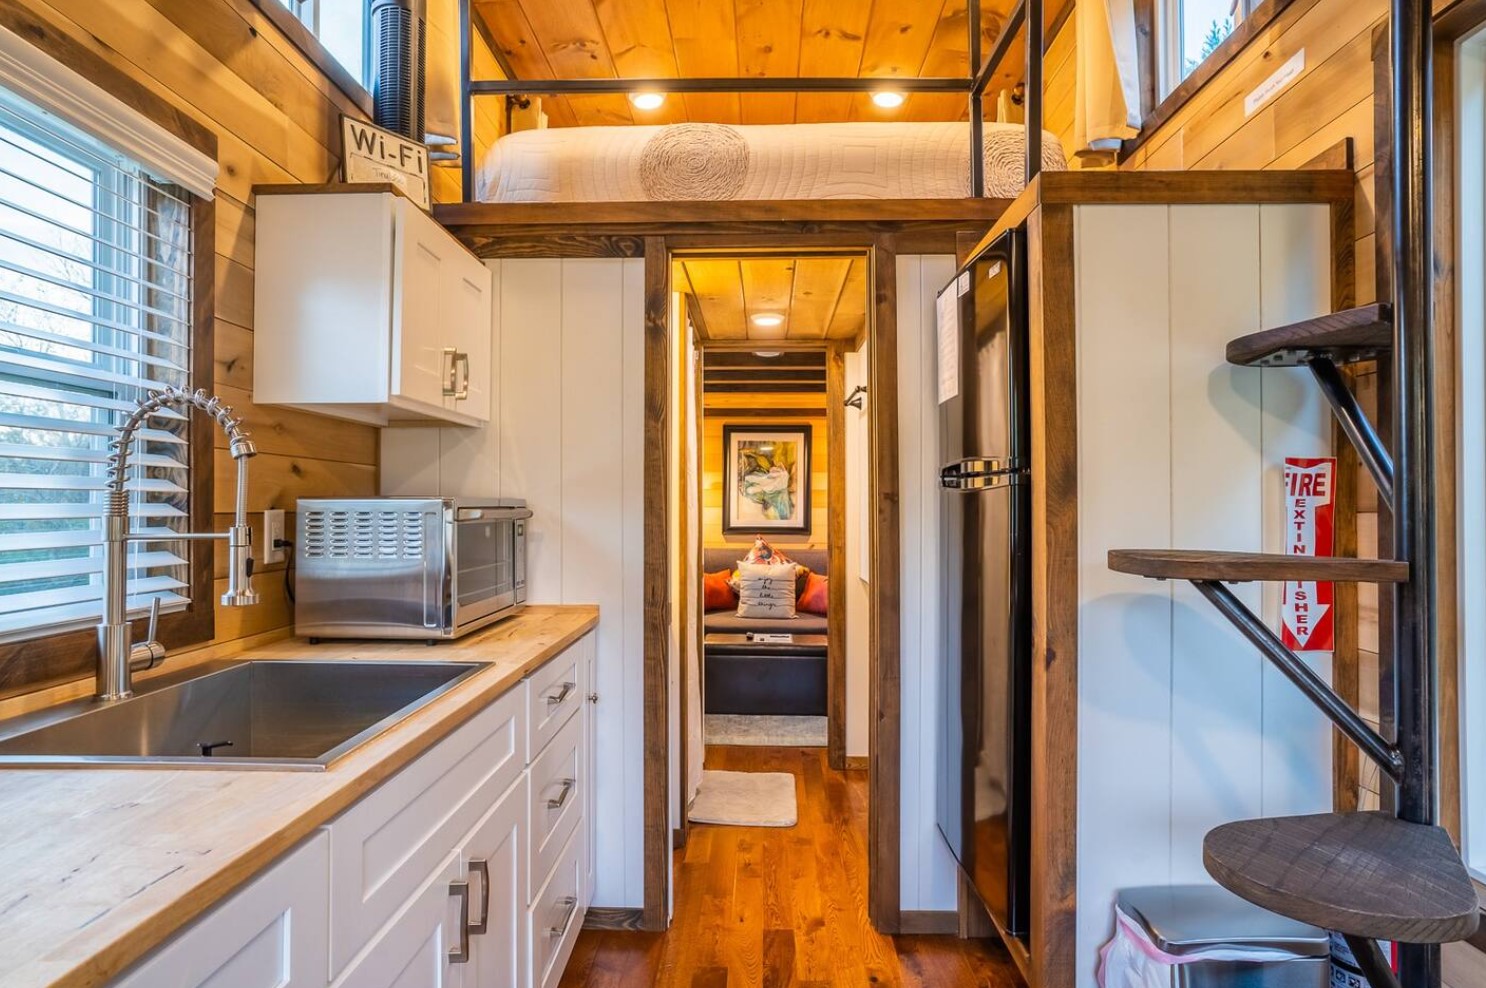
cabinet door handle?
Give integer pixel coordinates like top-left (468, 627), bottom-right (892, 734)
top-left (448, 880), bottom-right (471, 963)
top-left (467, 858), bottom-right (490, 936)
top-left (547, 778), bottom-right (576, 810)
top-left (546, 681), bottom-right (576, 706)
top-left (442, 347), bottom-right (460, 397)
top-left (454, 351), bottom-right (471, 400)
top-left (548, 896), bottom-right (579, 937)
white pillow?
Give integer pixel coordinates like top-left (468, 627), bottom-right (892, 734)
top-left (735, 562), bottom-right (797, 619)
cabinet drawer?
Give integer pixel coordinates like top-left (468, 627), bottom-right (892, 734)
top-left (525, 641), bottom-right (585, 756)
top-left (527, 826), bottom-right (584, 988)
top-left (112, 831), bottom-right (328, 988)
top-left (331, 851), bottom-right (465, 988)
top-left (329, 686), bottom-right (525, 978)
top-left (527, 712), bottom-right (583, 902)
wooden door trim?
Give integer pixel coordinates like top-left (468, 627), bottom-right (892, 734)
top-left (642, 237), bottom-right (672, 931)
top-left (826, 343), bottom-right (848, 770)
top-left (868, 234), bottom-right (903, 933)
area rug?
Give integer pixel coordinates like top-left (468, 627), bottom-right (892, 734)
top-left (705, 714), bottom-right (828, 747)
top-left (688, 770), bottom-right (798, 827)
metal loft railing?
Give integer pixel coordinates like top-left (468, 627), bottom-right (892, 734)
top-left (454, 0), bottom-right (1047, 202)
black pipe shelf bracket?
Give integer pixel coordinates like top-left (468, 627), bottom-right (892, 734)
top-left (1190, 579), bottom-right (1404, 781)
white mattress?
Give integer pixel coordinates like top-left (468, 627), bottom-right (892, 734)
top-left (476, 121), bottom-right (1067, 203)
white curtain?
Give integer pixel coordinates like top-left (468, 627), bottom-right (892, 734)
top-left (1074, 0), bottom-right (1144, 155)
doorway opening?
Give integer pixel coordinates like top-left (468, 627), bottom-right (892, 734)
top-left (671, 251), bottom-right (871, 806)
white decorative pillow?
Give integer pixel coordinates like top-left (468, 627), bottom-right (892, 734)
top-left (735, 562), bottom-right (798, 620)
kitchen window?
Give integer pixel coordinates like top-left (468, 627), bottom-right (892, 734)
top-left (1158, 0), bottom-right (1262, 96)
top-left (0, 87), bottom-right (196, 643)
top-left (273, 0), bottom-right (371, 87)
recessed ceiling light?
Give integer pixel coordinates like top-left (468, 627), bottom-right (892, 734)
top-left (750, 312), bottom-right (785, 328)
top-left (871, 90), bottom-right (906, 109)
top-left (628, 92), bottom-right (666, 111)
top-left (754, 350), bottom-right (782, 358)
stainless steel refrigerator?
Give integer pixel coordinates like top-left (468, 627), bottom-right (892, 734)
top-left (935, 228), bottom-right (1032, 941)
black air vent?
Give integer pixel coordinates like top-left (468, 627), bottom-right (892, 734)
top-left (370, 0), bottom-right (427, 141)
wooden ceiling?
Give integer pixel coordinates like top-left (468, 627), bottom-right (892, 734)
top-left (471, 0), bottom-right (1069, 127)
top-left (676, 256), bottom-right (868, 341)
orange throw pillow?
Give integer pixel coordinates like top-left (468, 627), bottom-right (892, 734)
top-left (703, 569), bottom-right (738, 611)
top-left (798, 572), bottom-right (829, 615)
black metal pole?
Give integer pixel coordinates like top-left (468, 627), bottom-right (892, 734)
top-left (1307, 356), bottom-right (1396, 507)
top-left (468, 76), bottom-right (972, 96)
top-left (1191, 580), bottom-right (1404, 780)
top-left (974, 0), bottom-right (1026, 96)
top-left (969, 0), bottom-right (985, 197)
top-left (1025, 0), bottom-right (1043, 184)
top-left (1390, 0), bottom-right (1437, 980)
top-left (458, 0), bottom-right (474, 202)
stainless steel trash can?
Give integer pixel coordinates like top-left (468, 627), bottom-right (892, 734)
top-left (1117, 886), bottom-right (1332, 988)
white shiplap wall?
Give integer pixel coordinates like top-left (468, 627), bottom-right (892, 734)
top-left (1072, 203), bottom-right (1333, 988)
top-left (898, 254), bottom-right (961, 914)
top-left (382, 257), bottom-right (648, 911)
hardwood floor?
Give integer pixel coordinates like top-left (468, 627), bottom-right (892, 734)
top-left (560, 746), bottom-right (1021, 988)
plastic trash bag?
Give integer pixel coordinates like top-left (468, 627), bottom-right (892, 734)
top-left (1098, 906), bottom-right (1311, 988)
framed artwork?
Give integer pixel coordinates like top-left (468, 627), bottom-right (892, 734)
top-left (722, 424), bottom-right (812, 537)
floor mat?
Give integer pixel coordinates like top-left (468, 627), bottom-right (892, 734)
top-left (704, 714), bottom-right (828, 747)
top-left (688, 770), bottom-right (798, 827)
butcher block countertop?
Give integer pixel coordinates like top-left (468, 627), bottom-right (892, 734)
top-left (0, 605), bottom-right (598, 988)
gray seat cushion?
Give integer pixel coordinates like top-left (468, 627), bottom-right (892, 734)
top-left (704, 611), bottom-right (827, 636)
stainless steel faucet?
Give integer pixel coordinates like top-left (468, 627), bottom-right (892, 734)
top-left (98, 386), bottom-right (260, 701)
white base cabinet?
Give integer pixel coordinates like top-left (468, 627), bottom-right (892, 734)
top-left (109, 633), bottom-right (595, 988)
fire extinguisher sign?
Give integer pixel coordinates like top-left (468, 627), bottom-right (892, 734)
top-left (1282, 457), bottom-right (1337, 652)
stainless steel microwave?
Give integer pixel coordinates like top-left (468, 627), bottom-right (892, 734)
top-left (294, 497), bottom-right (531, 642)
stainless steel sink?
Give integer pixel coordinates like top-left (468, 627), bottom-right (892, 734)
top-left (0, 660), bottom-right (482, 770)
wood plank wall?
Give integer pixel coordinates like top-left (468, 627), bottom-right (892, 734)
top-left (6, 0), bottom-right (497, 675)
top-left (701, 392), bottom-right (829, 549)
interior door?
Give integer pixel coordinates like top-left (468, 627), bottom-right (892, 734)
top-left (392, 197), bottom-right (456, 412)
top-left (465, 778), bottom-right (526, 988)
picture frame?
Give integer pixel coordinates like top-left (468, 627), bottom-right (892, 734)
top-left (722, 423), bottom-right (812, 537)
top-left (340, 115), bottom-right (431, 210)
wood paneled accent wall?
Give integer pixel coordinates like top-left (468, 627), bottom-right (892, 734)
top-left (701, 392), bottom-right (829, 549)
top-left (1, 0), bottom-right (492, 690)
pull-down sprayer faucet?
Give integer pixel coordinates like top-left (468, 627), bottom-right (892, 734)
top-left (98, 386), bottom-right (260, 701)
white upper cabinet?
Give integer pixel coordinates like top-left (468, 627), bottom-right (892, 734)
top-left (254, 190), bottom-right (491, 428)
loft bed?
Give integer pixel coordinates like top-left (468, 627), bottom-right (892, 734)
top-left (447, 0), bottom-right (1059, 224)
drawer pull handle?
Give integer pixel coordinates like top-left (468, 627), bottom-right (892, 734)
top-left (468, 858), bottom-right (490, 936)
top-left (546, 681), bottom-right (576, 705)
top-left (548, 896), bottom-right (579, 938)
top-left (448, 880), bottom-right (471, 963)
top-left (547, 778), bottom-right (576, 810)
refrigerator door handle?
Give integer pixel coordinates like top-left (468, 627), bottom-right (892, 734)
top-left (940, 458), bottom-right (1024, 491)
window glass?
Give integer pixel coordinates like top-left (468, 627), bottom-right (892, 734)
top-left (278, 0), bottom-right (369, 86)
top-left (0, 89), bottom-right (193, 642)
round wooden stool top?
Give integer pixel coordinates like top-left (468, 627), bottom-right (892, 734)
top-left (1204, 811), bottom-right (1480, 944)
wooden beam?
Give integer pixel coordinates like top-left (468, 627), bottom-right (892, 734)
top-left (868, 234), bottom-right (902, 934)
top-left (642, 235), bottom-right (671, 933)
top-left (1027, 204), bottom-right (1078, 988)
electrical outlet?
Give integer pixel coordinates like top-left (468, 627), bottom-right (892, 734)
top-left (262, 508), bottom-right (286, 565)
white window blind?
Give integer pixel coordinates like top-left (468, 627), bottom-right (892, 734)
top-left (0, 88), bottom-right (195, 642)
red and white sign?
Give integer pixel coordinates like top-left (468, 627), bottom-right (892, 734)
top-left (1282, 457), bottom-right (1336, 652)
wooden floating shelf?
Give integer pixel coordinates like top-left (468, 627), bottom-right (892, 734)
top-left (1204, 811), bottom-right (1480, 944)
top-left (1107, 549), bottom-right (1410, 583)
top-left (1225, 304), bottom-right (1393, 368)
